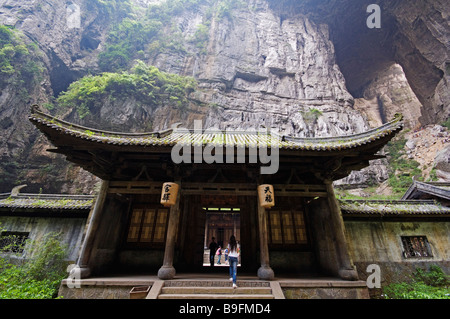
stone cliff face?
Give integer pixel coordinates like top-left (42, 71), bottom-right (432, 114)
top-left (149, 0), bottom-right (368, 138)
top-left (268, 0), bottom-right (449, 126)
top-left (0, 0), bottom-right (448, 194)
top-left (0, 0), bottom-right (113, 193)
top-left (64, 0), bottom-right (368, 138)
top-left (353, 63), bottom-right (422, 130)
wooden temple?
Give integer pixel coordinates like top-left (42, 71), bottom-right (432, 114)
top-left (29, 106), bottom-right (404, 281)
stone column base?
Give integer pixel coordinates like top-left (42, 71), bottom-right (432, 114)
top-left (77, 266), bottom-right (91, 279)
top-left (338, 267), bottom-right (359, 281)
top-left (257, 266), bottom-right (274, 280)
top-left (158, 265), bottom-right (176, 280)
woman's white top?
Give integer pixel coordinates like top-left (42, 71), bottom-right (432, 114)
top-left (227, 244), bottom-right (240, 257)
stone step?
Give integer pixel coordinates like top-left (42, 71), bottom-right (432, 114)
top-left (161, 286), bottom-right (272, 295)
top-left (164, 280), bottom-right (270, 288)
top-left (158, 293), bottom-right (274, 299)
top-left (154, 279), bottom-right (279, 299)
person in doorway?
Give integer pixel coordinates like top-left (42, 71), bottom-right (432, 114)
top-left (216, 246), bottom-right (222, 264)
top-left (224, 247), bottom-right (229, 264)
top-left (208, 237), bottom-right (218, 267)
top-left (227, 235), bottom-right (240, 288)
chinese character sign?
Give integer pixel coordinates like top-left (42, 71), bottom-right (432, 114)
top-left (257, 184), bottom-right (275, 208)
top-left (160, 182), bottom-right (179, 207)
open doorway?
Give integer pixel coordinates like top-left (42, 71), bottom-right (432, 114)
top-left (203, 207), bottom-right (241, 268)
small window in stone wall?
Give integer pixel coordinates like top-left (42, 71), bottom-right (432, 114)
top-left (0, 232), bottom-right (29, 253)
top-left (401, 236), bottom-right (433, 258)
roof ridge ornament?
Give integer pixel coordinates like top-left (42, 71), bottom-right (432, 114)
top-left (393, 113), bottom-right (404, 121)
top-left (11, 184), bottom-right (27, 197)
top-left (30, 104), bottom-right (39, 114)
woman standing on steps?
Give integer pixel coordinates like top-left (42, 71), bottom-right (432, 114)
top-left (227, 235), bottom-right (240, 288)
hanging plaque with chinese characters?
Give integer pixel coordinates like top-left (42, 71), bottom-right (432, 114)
top-left (160, 182), bottom-right (179, 207)
top-left (257, 184), bottom-right (275, 208)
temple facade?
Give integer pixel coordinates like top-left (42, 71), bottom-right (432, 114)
top-left (27, 106), bottom-right (407, 281)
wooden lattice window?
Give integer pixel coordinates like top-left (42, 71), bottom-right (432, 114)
top-left (401, 236), bottom-right (433, 258)
top-left (126, 207), bottom-right (169, 245)
top-left (0, 232), bottom-right (29, 253)
top-left (267, 210), bottom-right (308, 246)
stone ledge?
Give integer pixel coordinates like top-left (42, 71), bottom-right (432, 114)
top-left (278, 279), bottom-right (368, 288)
top-left (60, 278), bottom-right (156, 287)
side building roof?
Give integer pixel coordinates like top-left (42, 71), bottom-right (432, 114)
top-left (0, 185), bottom-right (93, 216)
top-left (340, 199), bottom-right (450, 218)
top-left (402, 181), bottom-right (450, 202)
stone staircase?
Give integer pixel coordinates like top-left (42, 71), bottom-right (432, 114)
top-left (147, 280), bottom-right (285, 299)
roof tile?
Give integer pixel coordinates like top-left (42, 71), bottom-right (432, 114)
top-left (29, 107), bottom-right (404, 151)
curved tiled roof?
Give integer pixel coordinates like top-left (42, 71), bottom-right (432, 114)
top-left (29, 106), bottom-right (404, 152)
top-left (0, 192), bottom-right (94, 211)
top-left (340, 199), bottom-right (450, 217)
top-left (402, 181), bottom-right (450, 201)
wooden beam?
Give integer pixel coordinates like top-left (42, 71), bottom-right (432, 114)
top-left (106, 181), bottom-right (328, 197)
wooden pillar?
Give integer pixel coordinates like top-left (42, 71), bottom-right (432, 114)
top-left (257, 202), bottom-right (274, 280)
top-left (75, 180), bottom-right (109, 278)
top-left (325, 180), bottom-right (358, 280)
top-left (204, 216), bottom-right (209, 249)
top-left (158, 182), bottom-right (181, 280)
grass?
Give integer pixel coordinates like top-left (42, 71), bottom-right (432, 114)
top-left (0, 232), bottom-right (69, 299)
top-left (383, 265), bottom-right (450, 299)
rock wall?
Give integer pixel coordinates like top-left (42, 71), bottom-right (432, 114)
top-left (0, 214), bottom-right (87, 262)
top-left (268, 0), bottom-right (449, 126)
top-left (0, 0), bottom-right (448, 193)
top-left (345, 218), bottom-right (450, 292)
top-left (102, 0), bottom-right (369, 138)
top-left (354, 63), bottom-right (422, 130)
top-left (385, 0), bottom-right (449, 125)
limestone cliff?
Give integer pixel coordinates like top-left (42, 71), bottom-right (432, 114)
top-left (0, 0), bottom-right (448, 194)
top-left (269, 0), bottom-right (449, 126)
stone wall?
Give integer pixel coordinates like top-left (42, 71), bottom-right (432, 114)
top-left (0, 214), bottom-right (87, 262)
top-left (344, 219), bottom-right (450, 285)
top-left (282, 285), bottom-right (369, 299)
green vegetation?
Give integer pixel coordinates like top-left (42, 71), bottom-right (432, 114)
top-left (0, 25), bottom-right (44, 92)
top-left (335, 187), bottom-right (402, 201)
top-left (0, 231), bottom-right (68, 299)
top-left (98, 0), bottom-right (204, 71)
top-left (385, 134), bottom-right (423, 194)
top-left (88, 0), bottom-right (132, 18)
top-left (98, 17), bottom-right (163, 71)
top-left (442, 118), bottom-right (450, 130)
top-left (57, 60), bottom-right (197, 119)
top-left (215, 0), bottom-right (245, 20)
top-left (300, 108), bottom-right (323, 125)
top-left (97, 0), bottom-right (247, 71)
top-left (190, 23), bottom-right (210, 55)
top-left (383, 265), bottom-right (449, 299)
top-left (427, 167), bottom-right (439, 182)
